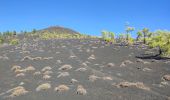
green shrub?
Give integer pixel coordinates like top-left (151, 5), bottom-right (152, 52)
top-left (10, 39), bottom-right (19, 45)
top-left (0, 39), bottom-right (3, 44)
top-left (148, 30), bottom-right (170, 56)
top-left (101, 31), bottom-right (115, 43)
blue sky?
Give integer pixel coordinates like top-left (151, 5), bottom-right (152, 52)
top-left (0, 0), bottom-right (170, 36)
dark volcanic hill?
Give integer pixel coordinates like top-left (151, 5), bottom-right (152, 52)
top-left (39, 26), bottom-right (80, 34)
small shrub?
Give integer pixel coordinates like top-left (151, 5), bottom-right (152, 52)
top-left (76, 85), bottom-right (87, 95)
top-left (8, 86), bottom-right (28, 98)
top-left (36, 83), bottom-right (51, 91)
top-left (10, 39), bottom-right (19, 45)
top-left (54, 85), bottom-right (69, 92)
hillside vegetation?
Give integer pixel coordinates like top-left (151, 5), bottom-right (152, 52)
top-left (1, 26), bottom-right (170, 56)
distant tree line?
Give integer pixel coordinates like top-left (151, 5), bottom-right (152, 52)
top-left (101, 25), bottom-right (170, 56)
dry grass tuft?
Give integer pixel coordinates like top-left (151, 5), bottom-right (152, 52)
top-left (54, 84), bottom-right (69, 92)
top-left (43, 70), bottom-right (53, 75)
top-left (57, 60), bottom-right (62, 64)
top-left (81, 63), bottom-right (88, 67)
top-left (136, 59), bottom-right (150, 64)
top-left (71, 79), bottom-right (78, 84)
top-left (124, 60), bottom-right (133, 64)
top-left (75, 68), bottom-right (87, 72)
top-left (43, 75), bottom-right (51, 80)
top-left (24, 65), bottom-right (36, 72)
top-left (70, 55), bottom-right (77, 58)
top-left (41, 66), bottom-right (52, 72)
top-left (88, 54), bottom-right (95, 60)
top-left (8, 86), bottom-right (28, 98)
top-left (14, 69), bottom-right (26, 73)
top-left (163, 75), bottom-right (170, 81)
top-left (160, 81), bottom-right (169, 85)
top-left (136, 59), bottom-right (143, 63)
top-left (102, 76), bottom-right (113, 80)
top-left (43, 57), bottom-right (53, 60)
top-left (21, 56), bottom-right (33, 61)
top-left (88, 75), bottom-right (100, 82)
top-left (107, 63), bottom-right (115, 67)
top-left (58, 64), bottom-right (72, 71)
top-left (16, 73), bottom-right (25, 77)
top-left (143, 61), bottom-right (151, 64)
top-left (19, 82), bottom-right (25, 86)
top-left (20, 51), bottom-right (30, 54)
top-left (120, 62), bottom-right (126, 67)
top-left (11, 65), bottom-right (21, 71)
top-left (36, 83), bottom-right (51, 91)
top-left (142, 68), bottom-right (152, 72)
top-left (33, 71), bottom-right (41, 76)
top-left (116, 82), bottom-right (150, 91)
top-left (76, 85), bottom-right (87, 95)
top-left (165, 61), bottom-right (170, 64)
top-left (57, 72), bottom-right (69, 78)
top-left (32, 57), bottom-right (42, 60)
top-left (13, 65), bottom-right (35, 74)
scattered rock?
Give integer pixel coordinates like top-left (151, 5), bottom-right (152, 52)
top-left (36, 83), bottom-right (51, 91)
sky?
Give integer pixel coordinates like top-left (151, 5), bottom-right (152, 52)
top-left (0, 0), bottom-right (170, 37)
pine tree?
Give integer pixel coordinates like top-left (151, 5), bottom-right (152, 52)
top-left (136, 31), bottom-right (143, 41)
top-left (142, 28), bottom-right (149, 44)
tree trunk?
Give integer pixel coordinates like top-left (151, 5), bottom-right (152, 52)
top-left (158, 46), bottom-right (162, 55)
top-left (136, 35), bottom-right (139, 41)
top-left (144, 34), bottom-right (146, 44)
